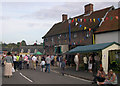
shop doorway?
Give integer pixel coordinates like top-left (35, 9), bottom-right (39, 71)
top-left (108, 50), bottom-right (120, 72)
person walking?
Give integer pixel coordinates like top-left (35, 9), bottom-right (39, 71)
top-left (94, 53), bottom-right (100, 74)
top-left (4, 52), bottom-right (13, 78)
top-left (83, 55), bottom-right (88, 72)
top-left (51, 55), bottom-right (54, 66)
top-left (32, 55), bottom-right (37, 70)
top-left (13, 54), bottom-right (17, 71)
top-left (74, 53), bottom-right (79, 71)
top-left (45, 55), bottom-right (51, 73)
top-left (56, 55), bottom-right (60, 67)
top-left (16, 54), bottom-right (20, 70)
top-left (19, 55), bottom-right (23, 70)
top-left (40, 59), bottom-right (45, 72)
top-left (23, 54), bottom-right (28, 69)
top-left (38, 55), bottom-right (42, 66)
top-left (54, 55), bottom-right (57, 66)
top-left (60, 55), bottom-right (63, 68)
top-left (29, 55), bottom-right (33, 69)
top-left (61, 59), bottom-right (66, 76)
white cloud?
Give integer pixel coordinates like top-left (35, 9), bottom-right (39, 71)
top-left (1, 1), bottom-right (119, 44)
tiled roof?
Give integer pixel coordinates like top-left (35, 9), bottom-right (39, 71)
top-left (95, 8), bottom-right (120, 33)
top-left (43, 6), bottom-right (113, 38)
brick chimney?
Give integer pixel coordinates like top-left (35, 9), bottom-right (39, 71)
top-left (84, 3), bottom-right (93, 14)
top-left (62, 14), bottom-right (68, 22)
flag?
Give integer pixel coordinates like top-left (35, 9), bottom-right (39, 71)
top-left (80, 19), bottom-right (82, 22)
top-left (84, 37), bottom-right (86, 40)
top-left (80, 25), bottom-right (82, 27)
top-left (116, 16), bottom-right (118, 19)
top-left (72, 19), bottom-right (74, 22)
top-left (87, 19), bottom-right (89, 22)
top-left (84, 27), bottom-right (87, 30)
top-left (102, 18), bottom-right (104, 21)
top-left (89, 28), bottom-right (91, 31)
top-left (106, 17), bottom-right (108, 20)
top-left (98, 18), bottom-right (100, 22)
top-left (90, 19), bottom-right (92, 22)
top-left (78, 18), bottom-right (80, 22)
top-left (84, 19), bottom-right (86, 22)
top-left (80, 40), bottom-right (82, 43)
top-left (111, 17), bottom-right (113, 20)
top-left (75, 22), bottom-right (78, 26)
top-left (93, 18), bottom-right (95, 22)
top-left (75, 18), bottom-right (77, 22)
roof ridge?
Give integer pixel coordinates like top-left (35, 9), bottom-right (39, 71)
top-left (73, 6), bottom-right (114, 19)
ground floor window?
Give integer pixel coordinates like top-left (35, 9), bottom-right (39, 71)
top-left (55, 46), bottom-right (62, 54)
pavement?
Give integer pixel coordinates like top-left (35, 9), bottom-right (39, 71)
top-left (51, 66), bottom-right (94, 81)
top-left (51, 66), bottom-right (120, 84)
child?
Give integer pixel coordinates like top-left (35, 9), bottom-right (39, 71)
top-left (40, 59), bottom-right (45, 72)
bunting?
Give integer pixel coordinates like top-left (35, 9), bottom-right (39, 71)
top-left (69, 16), bottom-right (118, 23)
top-left (98, 18), bottom-right (100, 22)
top-left (93, 18), bottom-right (95, 22)
top-left (116, 16), bottom-right (118, 19)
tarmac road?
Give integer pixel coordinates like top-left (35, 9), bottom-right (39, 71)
top-left (2, 66), bottom-right (91, 84)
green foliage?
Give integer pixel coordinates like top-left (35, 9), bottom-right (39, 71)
top-left (110, 60), bottom-right (120, 72)
top-left (21, 40), bottom-right (27, 46)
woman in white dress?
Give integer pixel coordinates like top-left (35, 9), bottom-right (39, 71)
top-left (4, 52), bottom-right (13, 78)
top-left (88, 55), bottom-right (93, 73)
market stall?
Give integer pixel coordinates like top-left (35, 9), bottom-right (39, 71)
top-left (68, 42), bottom-right (120, 74)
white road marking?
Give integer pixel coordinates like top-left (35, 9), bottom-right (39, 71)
top-left (20, 73), bottom-right (33, 83)
top-left (51, 70), bottom-right (92, 83)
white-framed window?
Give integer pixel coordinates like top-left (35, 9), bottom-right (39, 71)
top-left (51, 37), bottom-right (54, 43)
top-left (58, 34), bottom-right (61, 39)
top-left (73, 33), bottom-right (77, 38)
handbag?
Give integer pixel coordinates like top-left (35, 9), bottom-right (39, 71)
top-left (12, 67), bottom-right (15, 72)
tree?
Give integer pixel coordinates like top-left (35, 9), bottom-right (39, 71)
top-left (17, 42), bottom-right (20, 47)
top-left (21, 40), bottom-right (27, 46)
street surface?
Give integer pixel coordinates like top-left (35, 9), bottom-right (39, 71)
top-left (2, 66), bottom-right (91, 84)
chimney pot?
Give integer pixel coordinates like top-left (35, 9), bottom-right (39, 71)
top-left (62, 14), bottom-right (68, 22)
top-left (85, 3), bottom-right (93, 14)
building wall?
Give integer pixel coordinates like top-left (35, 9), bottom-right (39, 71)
top-left (102, 44), bottom-right (120, 74)
top-left (95, 31), bottom-right (120, 44)
top-left (44, 31), bottom-right (93, 54)
top-left (61, 45), bottom-right (69, 53)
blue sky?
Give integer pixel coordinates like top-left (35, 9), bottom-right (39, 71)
top-left (0, 1), bottom-right (119, 45)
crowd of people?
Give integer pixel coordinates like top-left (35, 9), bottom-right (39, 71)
top-left (0, 52), bottom-right (118, 85)
top-left (74, 53), bottom-right (118, 85)
top-left (0, 52), bottom-right (66, 78)
top-left (74, 53), bottom-right (101, 73)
